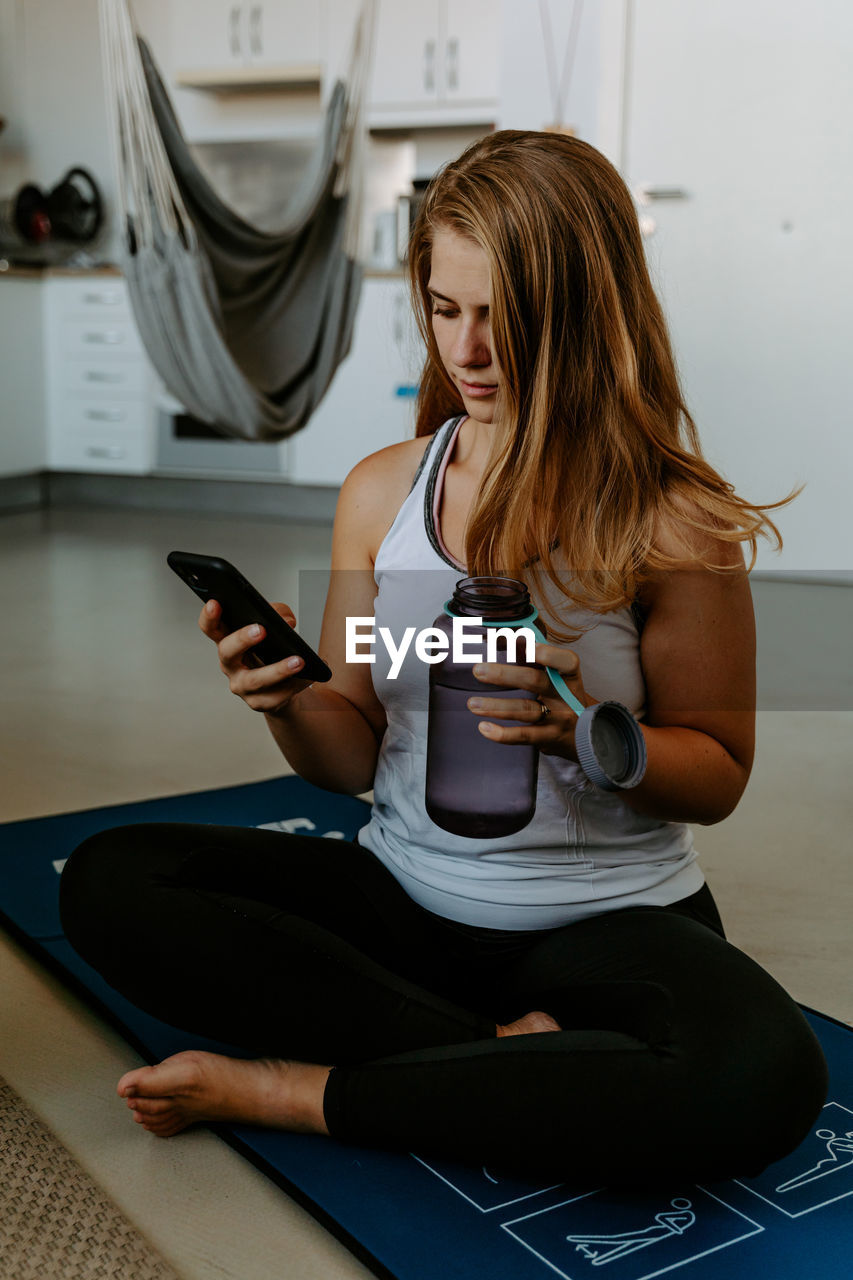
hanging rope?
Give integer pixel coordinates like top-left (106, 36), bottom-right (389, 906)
top-left (538, 0), bottom-right (585, 133)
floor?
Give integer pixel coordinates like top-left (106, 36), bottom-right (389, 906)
top-left (0, 503), bottom-right (851, 1280)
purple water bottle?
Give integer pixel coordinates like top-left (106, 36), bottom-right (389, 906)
top-left (425, 576), bottom-right (542, 838)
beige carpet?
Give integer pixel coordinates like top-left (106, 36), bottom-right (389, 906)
top-left (0, 1077), bottom-right (180, 1280)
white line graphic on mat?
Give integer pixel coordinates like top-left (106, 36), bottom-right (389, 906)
top-left (256, 817), bottom-right (345, 839)
top-left (735, 1101), bottom-right (853, 1218)
top-left (503, 1185), bottom-right (762, 1280)
top-left (565, 1198), bottom-right (695, 1266)
top-left (775, 1128), bottom-right (853, 1192)
top-left (411, 1153), bottom-right (564, 1212)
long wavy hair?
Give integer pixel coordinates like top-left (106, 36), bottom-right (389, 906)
top-left (408, 130), bottom-right (798, 631)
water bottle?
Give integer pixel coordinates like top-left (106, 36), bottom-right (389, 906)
top-left (425, 576), bottom-right (542, 838)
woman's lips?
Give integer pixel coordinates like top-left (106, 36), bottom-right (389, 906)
top-left (459, 379), bottom-right (497, 397)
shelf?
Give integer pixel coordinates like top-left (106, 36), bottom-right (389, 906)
top-left (174, 63), bottom-right (323, 93)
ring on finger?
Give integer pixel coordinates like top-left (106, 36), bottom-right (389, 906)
top-left (536, 699), bottom-right (551, 722)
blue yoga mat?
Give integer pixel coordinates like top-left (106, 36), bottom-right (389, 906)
top-left (1, 776), bottom-right (852, 1280)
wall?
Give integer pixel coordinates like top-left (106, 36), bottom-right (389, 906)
top-left (622, 0), bottom-right (853, 573)
top-left (9, 0), bottom-right (118, 259)
top-left (4, 0), bottom-right (174, 263)
top-left (0, 0), bottom-right (26, 188)
top-left (498, 0), bottom-right (626, 157)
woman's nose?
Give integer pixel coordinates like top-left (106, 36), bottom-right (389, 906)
top-left (452, 320), bottom-right (491, 368)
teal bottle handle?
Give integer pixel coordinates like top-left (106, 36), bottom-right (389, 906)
top-left (441, 602), bottom-right (585, 716)
top-left (442, 601), bottom-right (647, 789)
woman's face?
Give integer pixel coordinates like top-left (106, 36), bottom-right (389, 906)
top-left (427, 227), bottom-right (498, 425)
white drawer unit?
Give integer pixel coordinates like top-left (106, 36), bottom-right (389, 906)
top-left (43, 275), bottom-right (155, 474)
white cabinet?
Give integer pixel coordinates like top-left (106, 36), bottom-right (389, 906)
top-left (43, 277), bottom-right (156, 475)
top-left (172, 0), bottom-right (323, 84)
top-left (0, 278), bottom-right (47, 477)
top-left (368, 0), bottom-right (500, 126)
top-left (288, 276), bottom-right (419, 485)
top-left (443, 0), bottom-right (501, 104)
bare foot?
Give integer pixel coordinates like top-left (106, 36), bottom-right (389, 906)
top-left (496, 1011), bottom-right (561, 1037)
top-left (117, 1050), bottom-right (331, 1139)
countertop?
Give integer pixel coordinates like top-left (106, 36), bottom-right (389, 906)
top-left (0, 262), bottom-right (123, 279)
top-left (0, 261), bottom-right (406, 281)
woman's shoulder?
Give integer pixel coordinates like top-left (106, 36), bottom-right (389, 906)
top-left (637, 491), bottom-right (747, 614)
top-left (332, 432), bottom-right (437, 567)
top-left (651, 491), bottom-right (746, 566)
top-left (342, 433), bottom-right (436, 518)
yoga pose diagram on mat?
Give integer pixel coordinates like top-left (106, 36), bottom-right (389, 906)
top-left (776, 1129), bottom-right (853, 1192)
top-left (566, 1198), bottom-right (695, 1266)
top-left (60, 129), bottom-right (828, 1185)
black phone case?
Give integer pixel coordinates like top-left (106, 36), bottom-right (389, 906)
top-left (167, 551), bottom-right (332, 682)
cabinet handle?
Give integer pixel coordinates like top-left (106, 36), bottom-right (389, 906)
top-left (86, 446), bottom-right (126, 459)
top-left (249, 5), bottom-right (262, 57)
top-left (634, 184), bottom-right (690, 203)
top-left (424, 40), bottom-right (435, 93)
top-left (446, 37), bottom-right (459, 91)
top-left (85, 409), bottom-right (127, 423)
top-left (83, 291), bottom-right (121, 306)
top-left (84, 370), bottom-right (125, 384)
top-left (84, 331), bottom-right (122, 344)
top-left (229, 5), bottom-right (242, 57)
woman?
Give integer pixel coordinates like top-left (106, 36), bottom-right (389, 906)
top-left (60, 131), bottom-right (827, 1186)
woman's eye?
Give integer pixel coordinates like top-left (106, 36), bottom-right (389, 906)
top-left (431, 306), bottom-right (457, 319)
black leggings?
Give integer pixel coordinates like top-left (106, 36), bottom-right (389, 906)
top-left (59, 824), bottom-right (828, 1186)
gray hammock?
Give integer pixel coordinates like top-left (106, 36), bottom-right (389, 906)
top-left (99, 0), bottom-right (375, 441)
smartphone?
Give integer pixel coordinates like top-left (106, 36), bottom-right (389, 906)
top-left (167, 551), bottom-right (332, 683)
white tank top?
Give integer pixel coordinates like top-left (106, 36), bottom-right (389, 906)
top-left (357, 416), bottom-right (704, 929)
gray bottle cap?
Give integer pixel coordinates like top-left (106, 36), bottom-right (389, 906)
top-left (575, 701), bottom-right (647, 791)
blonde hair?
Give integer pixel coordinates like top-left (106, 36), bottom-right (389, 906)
top-left (409, 130), bottom-right (798, 632)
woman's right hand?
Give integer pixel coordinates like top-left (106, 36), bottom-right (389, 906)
top-left (198, 598), bottom-right (313, 717)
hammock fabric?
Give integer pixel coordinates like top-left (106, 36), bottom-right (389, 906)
top-left (100, 0), bottom-right (375, 442)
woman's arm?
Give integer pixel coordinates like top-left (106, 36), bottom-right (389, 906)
top-left (620, 514), bottom-right (756, 826)
top-left (261, 439), bottom-right (431, 794)
top-left (466, 506), bottom-right (756, 826)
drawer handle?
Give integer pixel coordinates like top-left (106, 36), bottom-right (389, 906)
top-left (84, 370), bottom-right (125, 384)
top-left (82, 291), bottom-right (122, 305)
top-left (85, 409), bottom-right (126, 423)
top-left (84, 331), bottom-right (123, 344)
top-left (85, 446), bottom-right (126, 459)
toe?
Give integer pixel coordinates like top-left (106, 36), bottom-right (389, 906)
top-left (131, 1097), bottom-right (175, 1117)
top-left (144, 1115), bottom-right (191, 1138)
top-left (118, 1065), bottom-right (156, 1098)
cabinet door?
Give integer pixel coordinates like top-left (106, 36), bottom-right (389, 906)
top-left (172, 1), bottom-right (245, 72)
top-left (369, 0), bottom-right (442, 109)
top-left (289, 279), bottom-right (419, 485)
top-left (0, 280), bottom-right (47, 477)
top-left (443, 0), bottom-right (500, 103)
top-left (244, 1), bottom-right (323, 68)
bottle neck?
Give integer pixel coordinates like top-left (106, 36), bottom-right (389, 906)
top-left (447, 576), bottom-right (532, 621)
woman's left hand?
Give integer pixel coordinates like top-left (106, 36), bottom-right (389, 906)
top-left (467, 642), bottom-right (596, 762)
